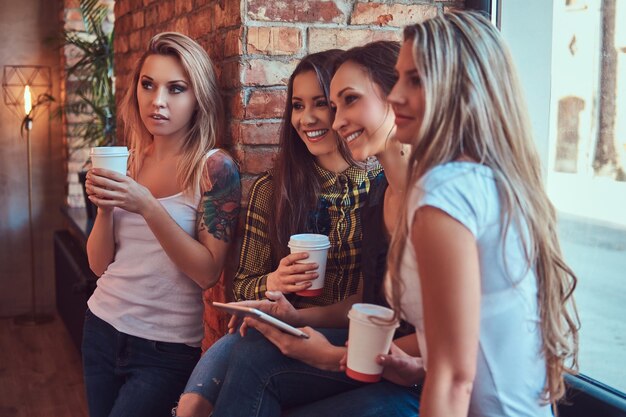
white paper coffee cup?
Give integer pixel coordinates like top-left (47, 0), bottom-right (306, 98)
top-left (90, 146), bottom-right (129, 176)
top-left (346, 303), bottom-right (399, 383)
top-left (288, 233), bottom-right (330, 297)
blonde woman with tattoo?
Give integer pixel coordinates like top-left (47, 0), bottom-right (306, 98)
top-left (83, 32), bottom-right (241, 417)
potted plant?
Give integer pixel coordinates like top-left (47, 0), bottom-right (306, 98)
top-left (62, 0), bottom-right (115, 218)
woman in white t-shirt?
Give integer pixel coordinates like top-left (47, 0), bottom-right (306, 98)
top-left (83, 32), bottom-right (240, 417)
top-left (381, 11), bottom-right (580, 417)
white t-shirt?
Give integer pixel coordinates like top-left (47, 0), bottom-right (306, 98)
top-left (388, 161), bottom-right (551, 417)
top-left (88, 149), bottom-right (219, 346)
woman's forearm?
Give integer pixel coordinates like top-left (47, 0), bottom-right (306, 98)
top-left (86, 208), bottom-right (115, 276)
top-left (420, 369), bottom-right (474, 417)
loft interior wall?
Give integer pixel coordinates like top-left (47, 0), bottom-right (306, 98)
top-left (0, 0), bottom-right (65, 316)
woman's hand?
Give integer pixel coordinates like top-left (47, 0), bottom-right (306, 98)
top-left (243, 317), bottom-right (345, 371)
top-left (378, 343), bottom-right (425, 386)
top-left (86, 168), bottom-right (157, 216)
top-left (338, 342), bottom-right (425, 387)
top-left (266, 253), bottom-right (319, 294)
top-left (85, 169), bottom-right (113, 213)
top-left (227, 291), bottom-right (301, 334)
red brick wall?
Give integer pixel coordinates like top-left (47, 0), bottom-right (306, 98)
top-left (113, 0), bottom-right (462, 347)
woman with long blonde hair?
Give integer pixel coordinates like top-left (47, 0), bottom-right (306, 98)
top-left (384, 11), bottom-right (580, 417)
top-left (83, 32), bottom-right (241, 417)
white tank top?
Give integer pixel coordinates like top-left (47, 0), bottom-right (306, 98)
top-left (88, 149), bottom-right (219, 346)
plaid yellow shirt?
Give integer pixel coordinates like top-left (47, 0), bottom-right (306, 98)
top-left (233, 163), bottom-right (382, 308)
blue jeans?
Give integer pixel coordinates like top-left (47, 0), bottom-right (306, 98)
top-left (82, 308), bottom-right (200, 417)
top-left (181, 330), bottom-right (242, 404)
top-left (286, 381), bottom-right (420, 417)
top-left (211, 329), bottom-right (420, 417)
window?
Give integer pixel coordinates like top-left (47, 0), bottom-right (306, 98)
top-left (501, 0), bottom-right (626, 394)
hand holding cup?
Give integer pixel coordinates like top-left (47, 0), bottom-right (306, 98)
top-left (86, 168), bottom-right (156, 216)
top-left (266, 252), bottom-right (318, 294)
top-left (287, 234), bottom-right (330, 297)
top-left (346, 303), bottom-right (399, 383)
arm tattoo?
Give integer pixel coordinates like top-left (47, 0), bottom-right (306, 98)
top-left (198, 152), bottom-right (241, 243)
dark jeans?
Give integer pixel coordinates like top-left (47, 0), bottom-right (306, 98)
top-left (210, 329), bottom-right (420, 417)
top-left (82, 308), bottom-right (200, 417)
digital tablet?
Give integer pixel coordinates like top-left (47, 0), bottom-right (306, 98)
top-left (212, 302), bottom-right (310, 339)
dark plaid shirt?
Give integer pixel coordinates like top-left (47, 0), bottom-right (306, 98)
top-left (233, 163), bottom-right (382, 308)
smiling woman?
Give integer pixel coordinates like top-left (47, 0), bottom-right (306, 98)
top-left (290, 70), bottom-right (346, 171)
top-left (81, 32), bottom-right (241, 417)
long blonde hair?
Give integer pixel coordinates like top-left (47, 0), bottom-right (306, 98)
top-left (386, 11), bottom-right (579, 405)
top-left (120, 32), bottom-right (224, 192)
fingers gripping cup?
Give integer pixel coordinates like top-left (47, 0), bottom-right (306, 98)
top-left (346, 303), bottom-right (399, 383)
top-left (90, 146), bottom-right (130, 176)
top-left (288, 234), bottom-right (330, 297)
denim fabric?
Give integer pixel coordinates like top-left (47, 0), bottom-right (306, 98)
top-left (181, 331), bottom-right (242, 404)
top-left (211, 328), bottom-right (420, 417)
top-left (285, 381), bottom-right (421, 417)
top-left (82, 308), bottom-right (200, 417)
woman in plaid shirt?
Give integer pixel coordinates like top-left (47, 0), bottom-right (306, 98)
top-left (175, 49), bottom-right (382, 417)
top-left (204, 41), bottom-right (420, 417)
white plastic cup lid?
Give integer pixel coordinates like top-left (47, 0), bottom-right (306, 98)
top-left (348, 303), bottom-right (398, 327)
top-left (90, 146), bottom-right (129, 156)
top-left (288, 234), bottom-right (330, 249)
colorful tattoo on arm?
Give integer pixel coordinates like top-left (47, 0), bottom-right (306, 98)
top-left (198, 151), bottom-right (242, 243)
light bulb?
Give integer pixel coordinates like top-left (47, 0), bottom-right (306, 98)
top-left (24, 85), bottom-right (32, 115)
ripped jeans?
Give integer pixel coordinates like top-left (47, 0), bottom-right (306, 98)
top-left (180, 331), bottom-right (243, 405)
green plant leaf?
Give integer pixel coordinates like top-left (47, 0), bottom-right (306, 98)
top-left (60, 0), bottom-right (115, 147)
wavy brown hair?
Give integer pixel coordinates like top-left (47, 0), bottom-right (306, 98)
top-left (120, 32), bottom-right (224, 193)
top-left (386, 11), bottom-right (579, 407)
top-left (268, 50), bottom-right (354, 263)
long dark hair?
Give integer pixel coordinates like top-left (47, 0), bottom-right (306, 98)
top-left (268, 50), bottom-right (352, 263)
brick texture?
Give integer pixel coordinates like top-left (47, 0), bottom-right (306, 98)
top-left (247, 0), bottom-right (346, 23)
top-left (308, 27), bottom-right (402, 52)
top-left (351, 3), bottom-right (438, 27)
top-left (243, 59), bottom-right (299, 86)
top-left (245, 89), bottom-right (287, 119)
top-left (247, 27), bottom-right (302, 55)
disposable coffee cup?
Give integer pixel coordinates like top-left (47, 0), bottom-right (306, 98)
top-left (90, 146), bottom-right (129, 176)
top-left (288, 233), bottom-right (330, 297)
top-left (346, 303), bottom-right (399, 383)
